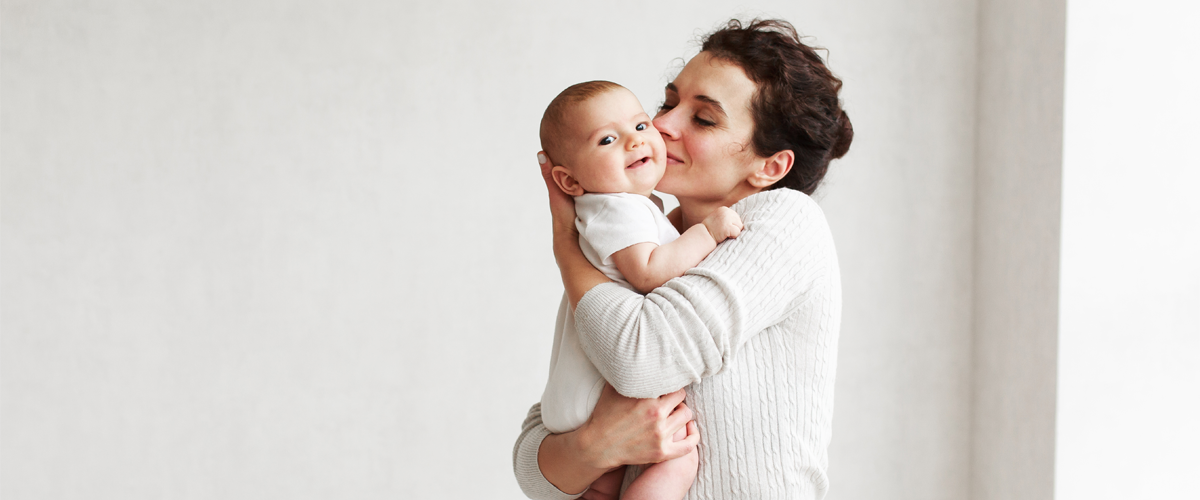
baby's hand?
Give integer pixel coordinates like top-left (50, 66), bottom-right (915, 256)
top-left (703, 207), bottom-right (743, 243)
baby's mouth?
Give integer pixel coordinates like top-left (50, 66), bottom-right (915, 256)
top-left (627, 156), bottom-right (651, 169)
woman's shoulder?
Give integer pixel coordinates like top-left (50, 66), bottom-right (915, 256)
top-left (732, 188), bottom-right (828, 227)
top-left (728, 188), bottom-right (837, 260)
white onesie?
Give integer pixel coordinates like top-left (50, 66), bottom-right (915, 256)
top-left (539, 192), bottom-right (681, 433)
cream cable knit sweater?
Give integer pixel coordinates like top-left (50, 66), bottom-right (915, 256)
top-left (514, 189), bottom-right (842, 500)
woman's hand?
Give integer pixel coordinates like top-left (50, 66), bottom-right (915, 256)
top-left (538, 152), bottom-right (578, 241)
top-left (537, 384), bottom-right (699, 495)
top-left (581, 384), bottom-right (700, 469)
top-left (538, 152), bottom-right (611, 307)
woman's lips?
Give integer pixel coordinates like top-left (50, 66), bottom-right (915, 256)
top-left (665, 153), bottom-right (684, 165)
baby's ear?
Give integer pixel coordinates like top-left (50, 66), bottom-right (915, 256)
top-left (551, 166), bottom-right (586, 197)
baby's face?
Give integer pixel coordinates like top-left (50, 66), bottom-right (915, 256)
top-left (562, 89), bottom-right (667, 196)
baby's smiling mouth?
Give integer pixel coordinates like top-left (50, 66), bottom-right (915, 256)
top-left (627, 156), bottom-right (651, 169)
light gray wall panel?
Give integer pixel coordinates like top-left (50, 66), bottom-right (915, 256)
top-left (970, 0), bottom-right (1065, 499)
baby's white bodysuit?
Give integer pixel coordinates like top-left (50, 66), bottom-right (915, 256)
top-left (540, 192), bottom-right (680, 433)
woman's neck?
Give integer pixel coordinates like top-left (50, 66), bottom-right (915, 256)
top-left (677, 200), bottom-right (722, 228)
top-left (676, 185), bottom-right (763, 228)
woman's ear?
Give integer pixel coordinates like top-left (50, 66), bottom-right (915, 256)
top-left (551, 166), bottom-right (586, 196)
top-left (748, 150), bottom-right (794, 188)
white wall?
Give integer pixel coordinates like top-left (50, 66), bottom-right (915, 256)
top-left (3, 1), bottom-right (981, 499)
top-left (1055, 1), bottom-right (1200, 498)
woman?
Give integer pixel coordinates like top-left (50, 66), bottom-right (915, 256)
top-left (515, 19), bottom-right (853, 499)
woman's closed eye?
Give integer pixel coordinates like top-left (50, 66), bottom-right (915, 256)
top-left (657, 103), bottom-right (715, 127)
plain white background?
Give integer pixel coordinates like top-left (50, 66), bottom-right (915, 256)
top-left (1056, 0), bottom-right (1200, 498)
top-left (2, 1), bottom-right (1196, 499)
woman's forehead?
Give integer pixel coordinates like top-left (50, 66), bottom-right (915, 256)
top-left (671, 52), bottom-right (756, 111)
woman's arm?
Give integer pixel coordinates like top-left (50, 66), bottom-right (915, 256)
top-left (537, 152), bottom-right (611, 308)
top-left (513, 388), bottom-right (699, 499)
top-left (554, 230), bottom-right (610, 309)
top-left (573, 189), bottom-right (839, 398)
top-left (512, 403), bottom-right (599, 499)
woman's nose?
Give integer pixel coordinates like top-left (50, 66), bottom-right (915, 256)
top-left (653, 110), bottom-right (678, 140)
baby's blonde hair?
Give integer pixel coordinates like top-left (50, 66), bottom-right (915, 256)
top-left (539, 80), bottom-right (625, 165)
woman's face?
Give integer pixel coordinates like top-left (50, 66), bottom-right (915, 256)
top-left (653, 51), bottom-right (761, 203)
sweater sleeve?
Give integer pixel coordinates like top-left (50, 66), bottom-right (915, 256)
top-left (573, 189), bottom-right (837, 398)
top-left (512, 403), bottom-right (587, 500)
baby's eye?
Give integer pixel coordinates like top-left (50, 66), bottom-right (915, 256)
top-left (599, 136), bottom-right (615, 146)
top-left (635, 123), bottom-right (647, 131)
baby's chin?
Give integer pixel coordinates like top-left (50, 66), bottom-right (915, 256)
top-left (639, 166), bottom-right (668, 194)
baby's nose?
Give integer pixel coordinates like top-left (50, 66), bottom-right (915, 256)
top-left (626, 137), bottom-right (644, 150)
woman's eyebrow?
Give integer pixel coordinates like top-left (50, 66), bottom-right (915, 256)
top-left (695, 95), bottom-right (727, 117)
top-left (664, 83), bottom-right (726, 117)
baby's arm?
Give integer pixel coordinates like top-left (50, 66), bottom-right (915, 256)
top-left (610, 207), bottom-right (743, 294)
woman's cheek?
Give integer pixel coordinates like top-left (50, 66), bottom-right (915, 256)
top-left (686, 140), bottom-right (718, 180)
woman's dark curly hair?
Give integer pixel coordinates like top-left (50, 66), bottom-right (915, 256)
top-left (702, 19), bottom-right (853, 195)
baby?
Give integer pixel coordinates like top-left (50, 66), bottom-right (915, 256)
top-left (537, 81), bottom-right (742, 500)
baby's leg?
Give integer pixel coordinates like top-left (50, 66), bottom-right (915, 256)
top-left (580, 467), bottom-right (625, 500)
top-left (620, 427), bottom-right (699, 500)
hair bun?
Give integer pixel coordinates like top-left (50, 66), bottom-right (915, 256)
top-left (828, 109), bottom-right (853, 160)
